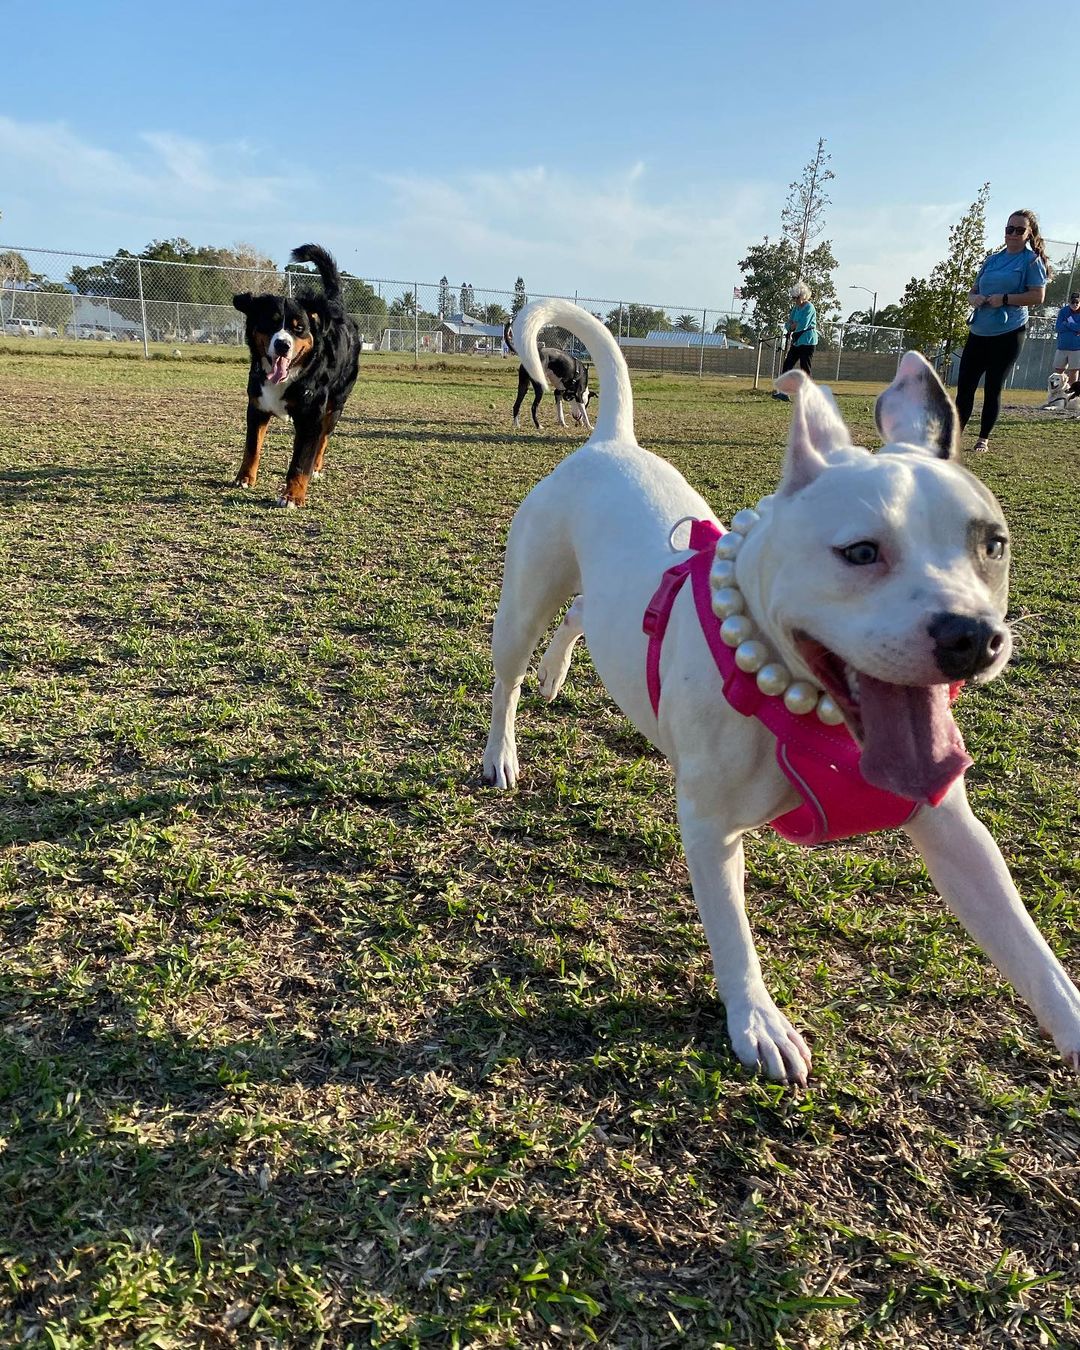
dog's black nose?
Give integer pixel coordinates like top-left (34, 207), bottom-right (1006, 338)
top-left (273, 338), bottom-right (290, 355)
top-left (928, 612), bottom-right (1007, 679)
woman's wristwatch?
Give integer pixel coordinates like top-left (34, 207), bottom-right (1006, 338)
top-left (1002, 294), bottom-right (1009, 306)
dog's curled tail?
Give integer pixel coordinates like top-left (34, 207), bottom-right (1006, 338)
top-left (290, 243), bottom-right (343, 303)
top-left (512, 298), bottom-right (634, 445)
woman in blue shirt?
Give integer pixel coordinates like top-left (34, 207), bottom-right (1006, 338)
top-left (957, 208), bottom-right (1050, 451)
top-left (771, 282), bottom-right (818, 400)
top-left (782, 281), bottom-right (817, 374)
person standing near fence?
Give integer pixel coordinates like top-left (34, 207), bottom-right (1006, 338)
top-left (1049, 290), bottom-right (1080, 399)
top-left (772, 281), bottom-right (818, 400)
top-left (956, 208), bottom-right (1050, 452)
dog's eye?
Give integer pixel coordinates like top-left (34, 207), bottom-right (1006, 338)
top-left (837, 541), bottom-right (879, 566)
top-left (986, 536), bottom-right (1007, 560)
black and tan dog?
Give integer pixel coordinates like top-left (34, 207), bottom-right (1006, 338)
top-left (232, 244), bottom-right (360, 508)
top-left (503, 320), bottom-right (593, 430)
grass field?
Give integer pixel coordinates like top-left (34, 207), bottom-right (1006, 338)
top-left (1, 343), bottom-right (1078, 1349)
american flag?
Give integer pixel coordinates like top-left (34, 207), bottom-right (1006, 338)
top-left (732, 287), bottom-right (743, 299)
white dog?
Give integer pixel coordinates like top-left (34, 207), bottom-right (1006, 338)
top-left (1043, 370), bottom-right (1079, 411)
top-left (483, 298), bottom-right (1080, 1086)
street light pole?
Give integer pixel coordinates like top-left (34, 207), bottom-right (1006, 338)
top-left (849, 285), bottom-right (878, 352)
top-left (849, 284), bottom-right (877, 328)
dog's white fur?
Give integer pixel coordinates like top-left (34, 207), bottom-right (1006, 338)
top-left (1044, 370), bottom-right (1079, 410)
top-left (483, 298), bottom-right (1080, 1085)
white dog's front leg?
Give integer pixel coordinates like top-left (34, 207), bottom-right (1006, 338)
top-left (906, 783), bottom-right (1080, 1070)
top-left (483, 678), bottom-right (521, 789)
top-left (677, 788), bottom-right (812, 1085)
top-left (554, 395), bottom-right (568, 428)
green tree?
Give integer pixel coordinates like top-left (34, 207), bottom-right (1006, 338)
top-left (737, 236), bottom-right (839, 341)
top-left (715, 315), bottom-right (746, 343)
top-left (437, 276), bottom-right (452, 318)
top-left (933, 182), bottom-right (990, 358)
top-left (898, 276), bottom-right (939, 351)
top-left (673, 313), bottom-right (700, 332)
top-left (897, 184), bottom-right (990, 364)
top-left (459, 283), bottom-right (475, 317)
top-left (480, 301), bottom-right (510, 325)
top-left (69, 238), bottom-right (277, 306)
top-left (0, 250), bottom-right (32, 287)
top-left (782, 138), bottom-right (835, 277)
top-left (511, 276), bottom-right (527, 316)
top-left (603, 303), bottom-right (669, 338)
top-left (738, 140), bottom-right (839, 341)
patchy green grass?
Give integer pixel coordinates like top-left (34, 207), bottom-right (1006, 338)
top-left (1, 346), bottom-right (1078, 1349)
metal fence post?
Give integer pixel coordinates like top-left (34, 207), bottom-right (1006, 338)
top-left (698, 307), bottom-right (707, 377)
top-left (835, 325), bottom-right (844, 382)
top-left (136, 259), bottom-right (149, 357)
top-left (414, 282), bottom-right (419, 366)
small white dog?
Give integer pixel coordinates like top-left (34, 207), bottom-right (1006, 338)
top-left (483, 298), bottom-right (1080, 1086)
top-left (1043, 370), bottom-right (1079, 411)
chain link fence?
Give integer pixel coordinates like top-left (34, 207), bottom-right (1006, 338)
top-left (2, 240), bottom-right (1078, 389)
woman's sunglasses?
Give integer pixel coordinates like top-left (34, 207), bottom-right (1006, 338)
top-left (1004, 225), bottom-right (1027, 236)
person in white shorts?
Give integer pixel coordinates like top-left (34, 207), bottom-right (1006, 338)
top-left (1053, 291), bottom-right (1080, 394)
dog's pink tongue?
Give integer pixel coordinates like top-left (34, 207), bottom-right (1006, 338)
top-left (268, 355), bottom-right (289, 384)
top-left (857, 676), bottom-right (971, 805)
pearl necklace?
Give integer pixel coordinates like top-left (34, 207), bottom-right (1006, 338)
top-left (707, 501), bottom-right (845, 726)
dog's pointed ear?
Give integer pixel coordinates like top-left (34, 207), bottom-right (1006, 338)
top-left (875, 351), bottom-right (959, 460)
top-left (233, 292), bottom-right (252, 314)
top-left (774, 369), bottom-right (853, 494)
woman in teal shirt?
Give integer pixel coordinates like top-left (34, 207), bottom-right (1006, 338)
top-left (957, 208), bottom-right (1050, 451)
top-left (782, 281), bottom-right (817, 375)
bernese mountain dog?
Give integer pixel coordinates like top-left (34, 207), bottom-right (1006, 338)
top-left (232, 244), bottom-right (360, 508)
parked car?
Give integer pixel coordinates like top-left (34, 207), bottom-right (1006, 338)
top-left (3, 318), bottom-right (36, 336)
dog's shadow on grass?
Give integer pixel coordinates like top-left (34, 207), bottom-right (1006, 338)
top-left (0, 465), bottom-right (225, 507)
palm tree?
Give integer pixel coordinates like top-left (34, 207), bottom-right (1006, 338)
top-left (673, 313), bottom-right (700, 332)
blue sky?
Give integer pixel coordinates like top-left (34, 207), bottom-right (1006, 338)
top-left (1, 1), bottom-right (1071, 314)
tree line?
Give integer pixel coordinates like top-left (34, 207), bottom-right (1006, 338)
top-left (4, 188), bottom-right (1075, 355)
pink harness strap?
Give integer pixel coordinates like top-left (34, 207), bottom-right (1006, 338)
top-left (643, 519), bottom-right (961, 846)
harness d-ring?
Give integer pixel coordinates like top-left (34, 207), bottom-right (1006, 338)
top-left (667, 515), bottom-right (697, 552)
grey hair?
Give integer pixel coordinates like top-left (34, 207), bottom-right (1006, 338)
top-left (789, 280), bottom-right (811, 303)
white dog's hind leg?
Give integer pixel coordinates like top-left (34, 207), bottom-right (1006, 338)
top-left (906, 783), bottom-right (1080, 1070)
top-left (677, 786), bottom-right (812, 1085)
top-left (483, 505), bottom-right (579, 789)
top-left (537, 596), bottom-right (585, 702)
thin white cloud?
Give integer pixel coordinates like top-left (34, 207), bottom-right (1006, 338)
top-left (0, 116), bottom-right (304, 237)
top-left (373, 164), bottom-right (771, 307)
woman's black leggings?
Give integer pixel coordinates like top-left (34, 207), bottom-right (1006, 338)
top-left (955, 327), bottom-right (1026, 439)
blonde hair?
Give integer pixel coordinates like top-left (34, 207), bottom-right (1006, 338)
top-left (790, 281), bottom-right (811, 303)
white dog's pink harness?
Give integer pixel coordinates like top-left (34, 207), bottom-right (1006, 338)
top-left (643, 519), bottom-right (964, 846)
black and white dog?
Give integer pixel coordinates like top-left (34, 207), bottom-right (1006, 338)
top-left (232, 244), bottom-right (360, 508)
top-left (504, 321), bottom-right (593, 430)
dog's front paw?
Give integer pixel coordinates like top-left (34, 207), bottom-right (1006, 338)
top-left (482, 742), bottom-right (519, 790)
top-left (233, 474), bottom-right (255, 489)
top-left (1043, 1010), bottom-right (1080, 1074)
top-left (726, 994), bottom-right (812, 1086)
